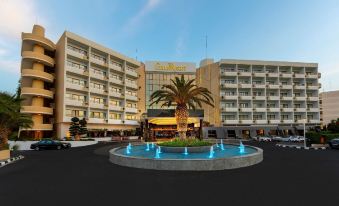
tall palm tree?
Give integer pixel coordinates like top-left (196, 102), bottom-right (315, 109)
top-left (0, 92), bottom-right (32, 150)
top-left (150, 75), bottom-right (214, 139)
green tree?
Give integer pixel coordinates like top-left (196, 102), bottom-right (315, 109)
top-left (69, 117), bottom-right (80, 140)
top-left (79, 118), bottom-right (88, 137)
top-left (327, 119), bottom-right (339, 133)
top-left (0, 92), bottom-right (33, 150)
top-left (150, 75), bottom-right (214, 139)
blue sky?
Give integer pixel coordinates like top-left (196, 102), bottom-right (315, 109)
top-left (0, 0), bottom-right (339, 93)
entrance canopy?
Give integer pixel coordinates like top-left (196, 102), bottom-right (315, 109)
top-left (146, 109), bottom-right (204, 126)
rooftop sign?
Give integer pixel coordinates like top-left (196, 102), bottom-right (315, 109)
top-left (145, 61), bottom-right (196, 73)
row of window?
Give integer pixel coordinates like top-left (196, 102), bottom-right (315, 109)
top-left (66, 110), bottom-right (137, 120)
top-left (222, 103), bottom-right (316, 108)
top-left (222, 114), bottom-right (316, 120)
top-left (223, 80), bottom-right (318, 85)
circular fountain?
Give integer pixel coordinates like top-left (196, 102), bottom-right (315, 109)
top-left (109, 141), bottom-right (263, 171)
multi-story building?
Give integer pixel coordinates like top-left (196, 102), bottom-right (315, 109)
top-left (197, 59), bottom-right (321, 138)
top-left (320, 90), bottom-right (339, 126)
top-left (20, 25), bottom-right (142, 139)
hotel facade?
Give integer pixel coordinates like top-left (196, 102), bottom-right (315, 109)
top-left (19, 25), bottom-right (322, 139)
top-left (320, 90), bottom-right (339, 126)
top-left (197, 59), bottom-right (321, 138)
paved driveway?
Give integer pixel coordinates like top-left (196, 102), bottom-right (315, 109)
top-left (0, 141), bottom-right (338, 206)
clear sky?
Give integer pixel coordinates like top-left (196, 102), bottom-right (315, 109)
top-left (0, 0), bottom-right (339, 93)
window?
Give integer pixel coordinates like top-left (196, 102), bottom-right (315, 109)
top-left (268, 114), bottom-right (276, 120)
top-left (90, 97), bottom-right (105, 104)
top-left (110, 113), bottom-right (121, 119)
top-left (126, 114), bottom-right (136, 120)
top-left (253, 115), bottom-right (263, 120)
top-left (126, 102), bottom-right (137, 108)
top-left (67, 44), bottom-right (87, 55)
top-left (90, 53), bottom-right (106, 63)
top-left (239, 103), bottom-right (249, 108)
top-left (281, 115), bottom-right (289, 120)
top-left (67, 60), bottom-right (87, 71)
top-left (90, 82), bottom-right (105, 90)
top-left (239, 115), bottom-right (249, 120)
top-left (67, 77), bottom-right (86, 86)
top-left (66, 109), bottom-right (86, 117)
top-left (90, 112), bottom-right (106, 119)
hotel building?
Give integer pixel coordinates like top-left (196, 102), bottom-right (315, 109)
top-left (320, 90), bottom-right (339, 126)
top-left (197, 59), bottom-right (321, 138)
top-left (20, 25), bottom-right (142, 139)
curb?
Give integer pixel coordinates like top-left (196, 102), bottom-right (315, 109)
top-left (276, 144), bottom-right (327, 150)
top-left (0, 155), bottom-right (24, 167)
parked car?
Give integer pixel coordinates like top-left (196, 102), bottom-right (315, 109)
top-left (329, 138), bottom-right (339, 149)
top-left (30, 139), bottom-right (71, 151)
top-left (272, 136), bottom-right (283, 142)
top-left (258, 136), bottom-right (272, 142)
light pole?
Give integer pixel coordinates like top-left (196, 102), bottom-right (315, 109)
top-left (303, 119), bottom-right (307, 148)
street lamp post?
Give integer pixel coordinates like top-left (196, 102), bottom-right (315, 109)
top-left (303, 119), bottom-right (307, 148)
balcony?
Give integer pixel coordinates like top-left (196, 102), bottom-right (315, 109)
top-left (223, 120), bottom-right (239, 124)
top-left (125, 107), bottom-right (138, 113)
top-left (66, 83), bottom-right (88, 92)
top-left (252, 84), bottom-right (265, 89)
top-left (307, 97), bottom-right (319, 101)
top-left (306, 74), bottom-right (318, 79)
top-left (126, 69), bottom-right (138, 78)
top-left (124, 120), bottom-right (139, 125)
top-left (90, 88), bottom-right (108, 95)
top-left (66, 66), bottom-right (88, 76)
top-left (294, 96), bottom-right (306, 101)
top-left (281, 84), bottom-right (293, 89)
top-left (125, 95), bottom-right (138, 101)
top-left (88, 118), bottom-right (106, 124)
top-left (222, 95), bottom-right (238, 100)
top-left (221, 107), bottom-right (238, 112)
top-left (254, 120), bottom-right (267, 124)
top-left (307, 108), bottom-right (319, 112)
top-left (240, 108), bottom-right (252, 112)
top-left (108, 119), bottom-right (123, 124)
top-left (268, 108), bottom-right (280, 112)
top-left (239, 120), bottom-right (253, 124)
top-left (22, 33), bottom-right (56, 51)
top-left (222, 71), bottom-right (237, 76)
top-left (281, 108), bottom-right (293, 112)
top-left (90, 103), bottom-right (107, 109)
top-left (252, 72), bottom-right (266, 77)
top-left (29, 124), bottom-right (53, 131)
top-left (253, 107), bottom-right (266, 112)
top-left (109, 106), bottom-right (123, 111)
top-left (126, 82), bottom-right (138, 90)
top-left (22, 51), bottom-right (55, 67)
top-left (110, 92), bottom-right (124, 98)
top-left (294, 108), bottom-right (306, 112)
top-left (222, 83), bottom-right (238, 88)
top-left (281, 96), bottom-right (293, 101)
top-left (267, 73), bottom-right (279, 78)
top-left (239, 95), bottom-right (252, 100)
top-left (21, 69), bottom-right (54, 83)
top-left (280, 73), bottom-right (292, 78)
top-left (67, 48), bottom-right (88, 60)
top-left (238, 83), bottom-right (252, 88)
top-left (293, 73), bottom-right (305, 78)
top-left (307, 85), bottom-right (319, 90)
top-left (253, 96), bottom-right (266, 100)
top-left (21, 106), bottom-right (53, 115)
top-left (109, 78), bottom-right (123, 85)
top-left (268, 120), bottom-right (280, 124)
top-left (267, 84), bottom-right (280, 89)
top-left (238, 72), bottom-right (252, 77)
top-left (90, 72), bottom-right (107, 81)
top-left (109, 63), bottom-right (123, 72)
top-left (65, 99), bottom-right (87, 107)
top-left (295, 119), bottom-right (306, 124)
top-left (21, 87), bottom-right (54, 99)
top-left (267, 96), bottom-right (279, 101)
top-left (282, 119), bottom-right (294, 124)
top-left (293, 85), bottom-right (306, 90)
top-left (308, 119), bottom-right (320, 123)
top-left (91, 57), bottom-right (107, 67)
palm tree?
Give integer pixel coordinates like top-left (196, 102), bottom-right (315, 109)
top-left (0, 92), bottom-right (33, 150)
top-left (150, 75), bottom-right (214, 139)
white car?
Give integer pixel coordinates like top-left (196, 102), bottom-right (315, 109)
top-left (258, 136), bottom-right (272, 142)
top-left (290, 136), bottom-right (304, 142)
top-left (272, 136), bottom-right (283, 141)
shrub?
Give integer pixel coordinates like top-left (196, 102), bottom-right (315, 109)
top-left (306, 131), bottom-right (339, 143)
top-left (11, 144), bottom-right (20, 151)
top-left (158, 138), bottom-right (212, 147)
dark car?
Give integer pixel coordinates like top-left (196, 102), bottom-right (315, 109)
top-left (30, 139), bottom-right (71, 151)
top-left (329, 138), bottom-right (339, 149)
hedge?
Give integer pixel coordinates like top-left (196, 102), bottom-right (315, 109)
top-left (306, 131), bottom-right (339, 143)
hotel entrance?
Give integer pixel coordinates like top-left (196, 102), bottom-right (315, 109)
top-left (143, 109), bottom-right (204, 141)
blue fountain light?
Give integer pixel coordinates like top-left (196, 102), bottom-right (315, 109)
top-left (158, 146), bottom-right (162, 154)
top-left (239, 141), bottom-right (245, 154)
top-left (146, 142), bottom-right (150, 151)
top-left (183, 147), bottom-right (188, 155)
top-left (220, 139), bottom-right (225, 151)
top-left (208, 146), bottom-right (214, 158)
top-left (155, 148), bottom-right (160, 159)
top-left (151, 142), bottom-right (155, 149)
top-left (126, 145), bottom-right (131, 154)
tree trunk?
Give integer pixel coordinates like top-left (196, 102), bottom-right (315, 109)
top-left (0, 125), bottom-right (10, 149)
top-left (175, 104), bottom-right (189, 139)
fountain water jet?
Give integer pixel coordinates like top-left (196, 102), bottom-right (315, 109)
top-left (158, 146), bottom-right (162, 153)
top-left (155, 148), bottom-right (160, 159)
top-left (183, 147), bottom-right (188, 155)
top-left (239, 141), bottom-right (245, 154)
top-left (209, 146), bottom-right (214, 158)
top-left (151, 142), bottom-right (155, 149)
top-left (146, 142), bottom-right (150, 151)
top-left (220, 139), bottom-right (225, 151)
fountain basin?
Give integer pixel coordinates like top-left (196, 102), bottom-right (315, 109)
top-left (159, 145), bottom-right (211, 153)
top-left (109, 144), bottom-right (263, 171)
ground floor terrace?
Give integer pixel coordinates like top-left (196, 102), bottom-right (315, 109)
top-left (1, 141), bottom-right (338, 205)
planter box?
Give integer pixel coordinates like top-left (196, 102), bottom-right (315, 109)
top-left (0, 150), bottom-right (10, 161)
top-left (159, 145), bottom-right (211, 153)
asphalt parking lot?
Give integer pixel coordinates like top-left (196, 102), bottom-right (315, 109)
top-left (0, 141), bottom-right (338, 206)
